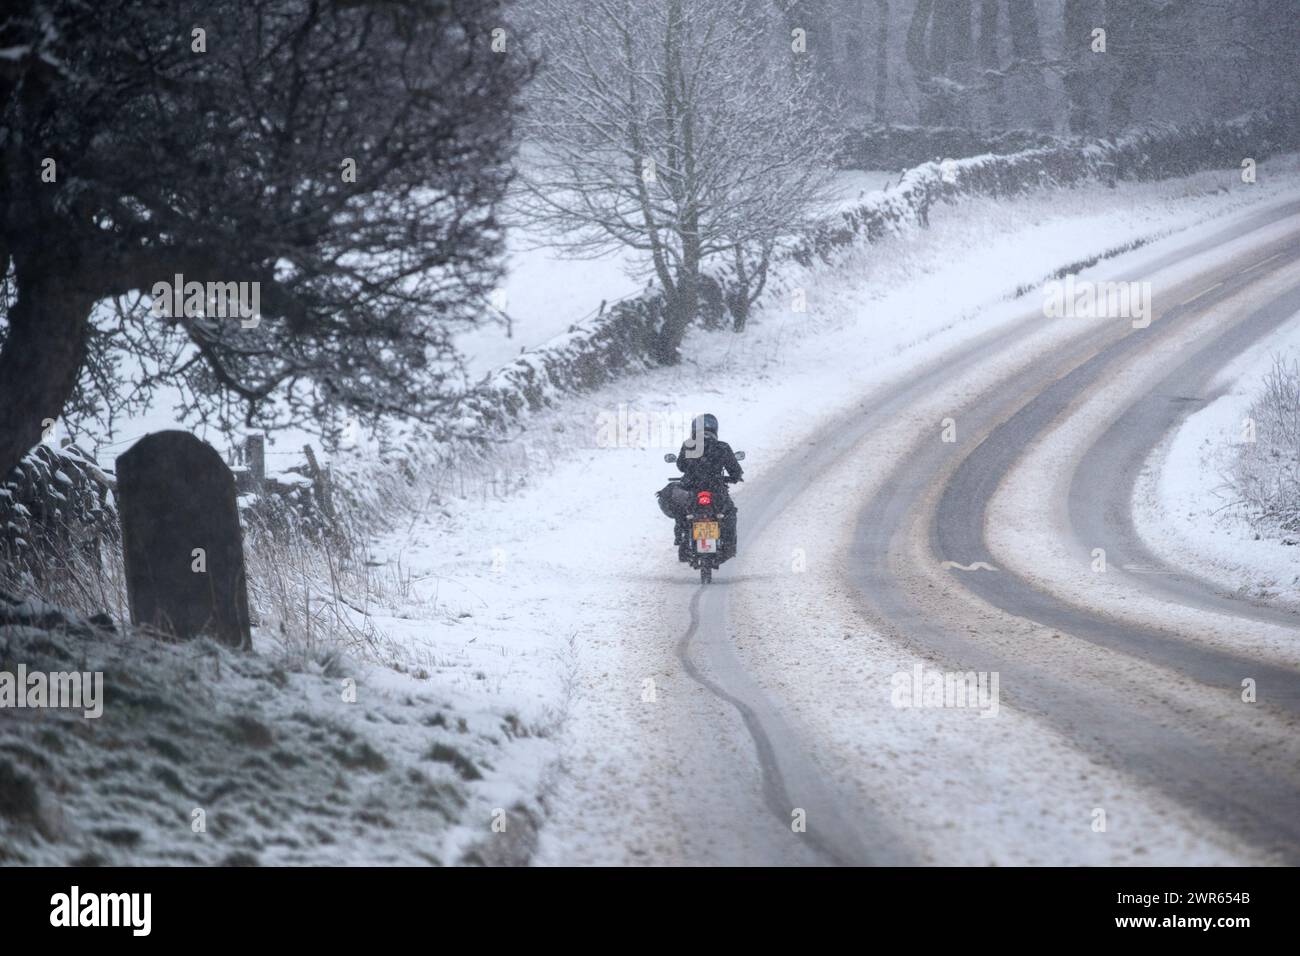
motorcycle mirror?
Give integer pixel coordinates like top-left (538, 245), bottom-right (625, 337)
top-left (734, 451), bottom-right (746, 460)
top-left (663, 453), bottom-right (677, 463)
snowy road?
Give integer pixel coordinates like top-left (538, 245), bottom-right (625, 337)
top-left (670, 201), bottom-right (1300, 865)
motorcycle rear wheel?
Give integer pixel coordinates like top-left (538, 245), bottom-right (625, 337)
top-left (700, 567), bottom-right (712, 585)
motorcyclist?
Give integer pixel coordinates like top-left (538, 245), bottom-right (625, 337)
top-left (672, 413), bottom-right (742, 559)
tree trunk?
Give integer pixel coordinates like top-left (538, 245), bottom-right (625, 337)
top-left (951, 0), bottom-right (974, 64)
top-left (0, 266), bottom-right (94, 483)
top-left (649, 0), bottom-right (701, 365)
top-left (942, 0), bottom-right (975, 126)
top-left (1106, 0), bottom-right (1157, 131)
top-left (907, 0), bottom-right (940, 125)
top-left (873, 0), bottom-right (890, 121)
top-left (729, 242), bottom-right (771, 333)
top-left (653, 277), bottom-right (698, 365)
top-left (927, 0), bottom-right (950, 125)
top-left (1007, 0), bottom-right (1050, 129)
top-left (978, 0), bottom-right (1006, 129)
top-left (1063, 0), bottom-right (1096, 133)
top-left (675, 255), bottom-right (700, 353)
top-left (730, 246), bottom-right (751, 332)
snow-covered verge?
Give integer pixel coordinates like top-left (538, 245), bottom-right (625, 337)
top-left (0, 591), bottom-right (548, 865)
top-left (1134, 310), bottom-right (1300, 607)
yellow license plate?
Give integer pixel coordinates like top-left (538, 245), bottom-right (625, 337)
top-left (692, 521), bottom-right (721, 540)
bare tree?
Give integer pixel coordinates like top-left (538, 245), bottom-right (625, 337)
top-left (518, 0), bottom-right (836, 358)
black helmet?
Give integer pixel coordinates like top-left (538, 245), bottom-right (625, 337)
top-left (693, 413), bottom-right (719, 438)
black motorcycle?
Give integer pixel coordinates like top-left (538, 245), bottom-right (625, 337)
top-left (660, 450), bottom-right (745, 584)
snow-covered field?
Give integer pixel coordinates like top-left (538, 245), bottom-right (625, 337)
top-left (455, 168), bottom-right (899, 379)
top-left (454, 230), bottom-right (644, 381)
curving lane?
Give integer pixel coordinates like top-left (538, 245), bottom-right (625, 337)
top-left (674, 199), bottom-right (1300, 864)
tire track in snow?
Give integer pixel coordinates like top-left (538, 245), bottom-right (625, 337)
top-left (676, 585), bottom-right (908, 865)
top-left (937, 240), bottom-right (1300, 698)
top-left (862, 230), bottom-right (1300, 860)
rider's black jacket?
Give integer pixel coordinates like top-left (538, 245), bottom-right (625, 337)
top-left (676, 436), bottom-right (743, 489)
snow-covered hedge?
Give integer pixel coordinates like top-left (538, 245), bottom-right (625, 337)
top-left (0, 436), bottom-right (350, 603)
top-left (836, 124), bottom-right (1064, 170)
top-left (0, 443), bottom-right (118, 584)
top-left (793, 108), bottom-right (1300, 268)
top-left (453, 295), bottom-right (664, 433)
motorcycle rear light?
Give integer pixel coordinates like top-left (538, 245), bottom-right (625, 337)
top-left (696, 491), bottom-right (713, 506)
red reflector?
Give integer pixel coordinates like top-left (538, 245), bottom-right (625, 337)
top-left (696, 491), bottom-right (713, 506)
